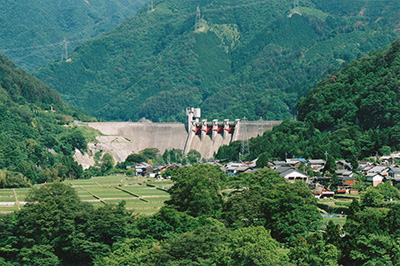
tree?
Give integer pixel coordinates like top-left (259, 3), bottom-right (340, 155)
top-left (100, 153), bottom-right (114, 175)
top-left (139, 148), bottom-right (160, 161)
top-left (187, 150), bottom-right (201, 164)
top-left (342, 207), bottom-right (389, 264)
top-left (347, 198), bottom-right (360, 220)
top-left (0, 169), bottom-right (31, 188)
top-left (14, 183), bottom-right (85, 261)
top-left (11, 183), bottom-right (134, 264)
top-left (226, 226), bottom-right (284, 265)
top-left (323, 155), bottom-right (337, 174)
top-left (222, 186), bottom-right (266, 229)
top-left (125, 153), bottom-right (147, 165)
top-left (19, 245), bottom-right (60, 266)
top-left (263, 181), bottom-right (322, 243)
top-left (256, 152), bottom-right (269, 168)
top-left (135, 207), bottom-right (211, 240)
top-left (288, 233), bottom-right (340, 266)
top-left (57, 156), bottom-right (83, 180)
top-left (93, 238), bottom-right (156, 266)
top-left (362, 187), bottom-right (385, 207)
top-left (325, 220), bottom-right (341, 247)
top-left (151, 223), bottom-right (230, 265)
top-left (223, 169), bottom-right (322, 243)
top-left (376, 181), bottom-right (400, 201)
top-left (166, 164), bottom-right (226, 217)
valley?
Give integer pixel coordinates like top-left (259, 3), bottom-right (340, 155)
top-left (1, 0), bottom-right (400, 265)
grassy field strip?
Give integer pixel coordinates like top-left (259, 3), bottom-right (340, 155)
top-left (76, 185), bottom-right (106, 205)
top-left (115, 186), bottom-right (141, 198)
top-left (0, 175), bottom-right (172, 215)
top-left (0, 189), bottom-right (19, 213)
top-left (143, 197), bottom-right (170, 203)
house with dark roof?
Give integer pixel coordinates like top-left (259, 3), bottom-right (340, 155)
top-left (286, 158), bottom-right (305, 168)
top-left (388, 167), bottom-right (400, 185)
top-left (308, 159), bottom-right (325, 169)
top-left (223, 161), bottom-right (255, 176)
top-left (335, 169), bottom-right (356, 187)
top-left (368, 165), bottom-right (390, 177)
top-left (336, 160), bottom-right (353, 170)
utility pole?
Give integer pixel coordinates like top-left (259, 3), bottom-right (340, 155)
top-left (195, 6), bottom-right (202, 31)
top-left (239, 117), bottom-right (249, 161)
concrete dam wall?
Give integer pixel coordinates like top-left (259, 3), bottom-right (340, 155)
top-left (86, 122), bottom-right (188, 164)
top-left (80, 119), bottom-right (282, 166)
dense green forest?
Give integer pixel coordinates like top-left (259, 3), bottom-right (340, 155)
top-left (218, 39), bottom-right (400, 164)
top-left (36, 0), bottom-right (399, 122)
top-left (1, 166), bottom-right (399, 265)
top-left (0, 0), bottom-right (145, 72)
top-left (0, 53), bottom-right (93, 186)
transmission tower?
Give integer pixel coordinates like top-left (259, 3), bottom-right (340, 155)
top-left (60, 38), bottom-right (69, 61)
top-left (239, 117), bottom-right (250, 161)
top-left (258, 117), bottom-right (264, 136)
top-left (147, 0), bottom-right (154, 12)
top-left (293, 0), bottom-right (300, 13)
top-left (195, 6), bottom-right (202, 31)
top-left (288, 0), bottom-right (301, 17)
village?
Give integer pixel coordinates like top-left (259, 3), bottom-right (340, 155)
top-left (129, 152), bottom-right (400, 199)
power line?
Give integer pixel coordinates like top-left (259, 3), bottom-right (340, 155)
top-left (0, 39), bottom-right (89, 53)
top-left (1, 0), bottom-right (278, 53)
top-left (2, 0), bottom-right (398, 55)
top-left (0, 0), bottom-right (144, 54)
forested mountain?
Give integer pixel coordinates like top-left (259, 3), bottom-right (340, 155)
top-left (217, 39), bottom-right (400, 164)
top-left (0, 53), bottom-right (90, 186)
top-left (35, 0), bottom-right (400, 122)
top-left (297, 39), bottom-right (400, 132)
top-left (0, 0), bottom-right (145, 72)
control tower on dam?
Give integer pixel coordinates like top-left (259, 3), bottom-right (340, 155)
top-left (84, 108), bottom-right (281, 163)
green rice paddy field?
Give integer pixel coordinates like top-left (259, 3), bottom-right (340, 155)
top-left (0, 175), bottom-right (173, 215)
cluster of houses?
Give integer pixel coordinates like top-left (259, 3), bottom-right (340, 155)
top-left (127, 163), bottom-right (181, 178)
top-left (127, 152), bottom-right (400, 198)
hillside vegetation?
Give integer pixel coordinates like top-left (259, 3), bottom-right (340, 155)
top-left (0, 54), bottom-right (91, 186)
top-left (36, 0), bottom-right (400, 122)
top-left (217, 39), bottom-right (400, 164)
top-left (0, 0), bottom-right (145, 72)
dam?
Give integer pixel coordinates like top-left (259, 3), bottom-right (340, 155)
top-left (77, 108), bottom-right (281, 166)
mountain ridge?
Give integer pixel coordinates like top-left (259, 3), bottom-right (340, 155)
top-left (0, 53), bottom-right (91, 185)
top-left (0, 0), bottom-right (146, 72)
top-left (35, 0), bottom-right (400, 122)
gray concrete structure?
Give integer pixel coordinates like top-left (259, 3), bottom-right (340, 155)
top-left (87, 122), bottom-right (188, 163)
top-left (80, 109), bottom-right (282, 166)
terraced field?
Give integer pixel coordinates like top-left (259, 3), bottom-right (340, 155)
top-left (0, 175), bottom-right (173, 215)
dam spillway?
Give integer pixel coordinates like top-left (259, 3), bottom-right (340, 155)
top-left (81, 109), bottom-right (282, 164)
